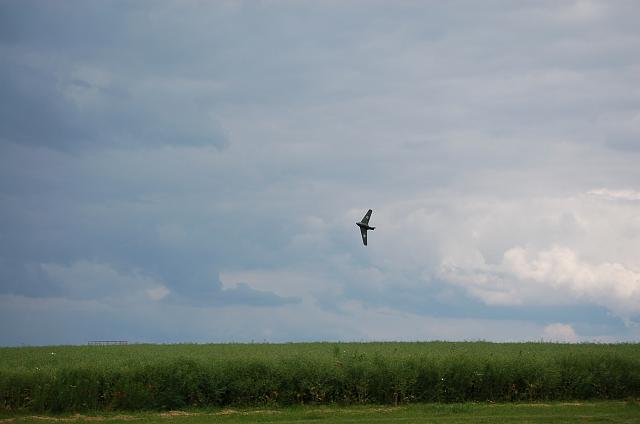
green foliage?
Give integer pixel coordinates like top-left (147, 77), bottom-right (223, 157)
top-left (1, 342), bottom-right (640, 413)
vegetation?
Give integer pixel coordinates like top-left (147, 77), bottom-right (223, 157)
top-left (1, 342), bottom-right (639, 413)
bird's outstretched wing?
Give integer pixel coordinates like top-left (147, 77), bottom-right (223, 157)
top-left (361, 209), bottom-right (373, 225)
top-left (360, 227), bottom-right (368, 246)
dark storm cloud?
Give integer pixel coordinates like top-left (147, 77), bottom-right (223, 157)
top-left (0, 1), bottom-right (227, 151)
top-left (336, 273), bottom-right (613, 324)
top-left (0, 140), bottom-right (293, 307)
top-left (0, 60), bottom-right (227, 150)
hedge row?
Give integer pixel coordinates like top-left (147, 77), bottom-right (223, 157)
top-left (2, 351), bottom-right (640, 412)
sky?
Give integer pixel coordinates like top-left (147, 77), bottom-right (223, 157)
top-left (1, 0), bottom-right (640, 346)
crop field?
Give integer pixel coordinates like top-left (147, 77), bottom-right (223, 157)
top-left (1, 342), bottom-right (640, 414)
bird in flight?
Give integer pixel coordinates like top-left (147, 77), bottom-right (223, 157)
top-left (356, 209), bottom-right (375, 246)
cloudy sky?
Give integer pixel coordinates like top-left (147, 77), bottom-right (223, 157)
top-left (2, 0), bottom-right (640, 346)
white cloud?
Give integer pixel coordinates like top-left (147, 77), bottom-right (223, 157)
top-left (339, 189), bottom-right (640, 325)
top-left (587, 188), bottom-right (640, 201)
top-left (443, 245), bottom-right (640, 320)
top-left (146, 286), bottom-right (170, 301)
top-left (557, 0), bottom-right (608, 23)
top-left (430, 191), bottom-right (640, 322)
top-left (543, 323), bottom-right (579, 343)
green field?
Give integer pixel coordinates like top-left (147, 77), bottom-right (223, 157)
top-left (1, 342), bottom-right (639, 414)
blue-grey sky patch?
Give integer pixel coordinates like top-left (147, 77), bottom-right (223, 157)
top-left (1, 0), bottom-right (640, 345)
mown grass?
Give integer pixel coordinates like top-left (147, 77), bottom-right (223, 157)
top-left (3, 401), bottom-right (640, 423)
top-left (1, 342), bottom-right (639, 413)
